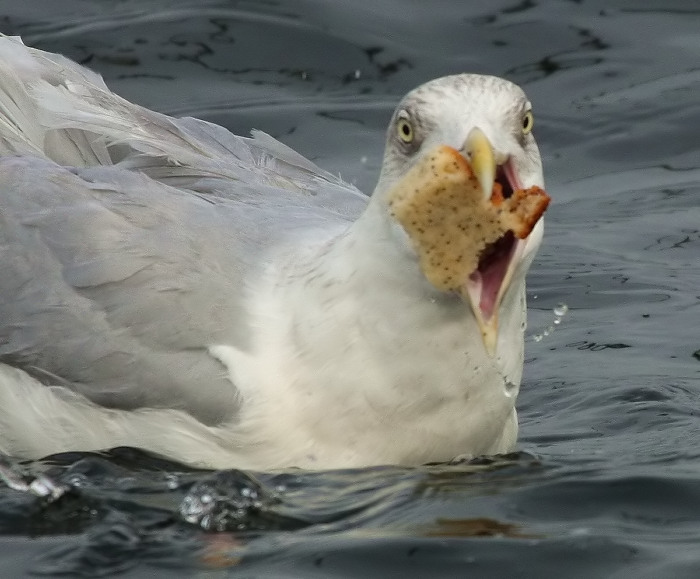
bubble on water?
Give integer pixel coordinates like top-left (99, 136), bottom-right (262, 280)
top-left (164, 473), bottom-right (179, 490)
top-left (179, 471), bottom-right (280, 532)
top-left (66, 473), bottom-right (89, 488)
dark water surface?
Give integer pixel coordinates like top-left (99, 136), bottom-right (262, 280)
top-left (0, 0), bottom-right (699, 576)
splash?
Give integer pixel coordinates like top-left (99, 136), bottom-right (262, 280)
top-left (530, 302), bottom-right (569, 343)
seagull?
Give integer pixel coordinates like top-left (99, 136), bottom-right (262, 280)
top-left (0, 36), bottom-right (548, 470)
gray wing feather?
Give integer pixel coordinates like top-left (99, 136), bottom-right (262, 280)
top-left (0, 158), bottom-right (257, 423)
top-left (1, 155), bottom-right (339, 423)
top-left (0, 36), bottom-right (369, 424)
top-left (0, 35), bottom-right (366, 212)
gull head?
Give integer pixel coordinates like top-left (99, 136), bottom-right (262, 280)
top-left (371, 74), bottom-right (549, 356)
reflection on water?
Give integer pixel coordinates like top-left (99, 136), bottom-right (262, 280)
top-left (0, 0), bottom-right (699, 576)
top-left (425, 518), bottom-right (539, 539)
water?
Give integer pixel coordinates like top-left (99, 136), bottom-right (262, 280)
top-left (0, 0), bottom-right (699, 576)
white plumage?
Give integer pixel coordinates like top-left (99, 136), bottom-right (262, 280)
top-left (0, 36), bottom-right (546, 470)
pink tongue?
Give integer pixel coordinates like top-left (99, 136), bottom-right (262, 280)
top-left (478, 254), bottom-right (511, 321)
top-left (470, 232), bottom-right (516, 321)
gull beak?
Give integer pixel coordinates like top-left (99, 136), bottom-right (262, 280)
top-left (464, 239), bottom-right (524, 357)
top-left (465, 127), bottom-right (496, 201)
top-left (462, 127), bottom-right (523, 357)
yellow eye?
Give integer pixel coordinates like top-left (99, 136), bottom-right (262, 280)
top-left (522, 110), bottom-right (534, 134)
top-left (397, 118), bottom-right (414, 143)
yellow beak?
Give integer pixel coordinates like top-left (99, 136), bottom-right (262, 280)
top-left (465, 127), bottom-right (496, 201)
top-left (462, 128), bottom-right (523, 357)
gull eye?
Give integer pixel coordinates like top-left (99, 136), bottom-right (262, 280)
top-left (397, 117), bottom-right (414, 143)
top-left (522, 110), bottom-right (534, 134)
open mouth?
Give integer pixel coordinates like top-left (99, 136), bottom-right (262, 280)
top-left (464, 155), bottom-right (531, 355)
top-left (467, 159), bottom-right (521, 320)
top-left (469, 230), bottom-right (517, 322)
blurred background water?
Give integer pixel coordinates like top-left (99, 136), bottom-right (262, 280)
top-left (0, 0), bottom-right (698, 576)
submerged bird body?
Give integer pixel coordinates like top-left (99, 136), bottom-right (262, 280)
top-left (0, 36), bottom-right (547, 469)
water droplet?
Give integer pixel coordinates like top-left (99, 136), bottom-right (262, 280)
top-left (553, 303), bottom-right (568, 317)
top-left (66, 473), bottom-right (88, 488)
top-left (528, 302), bottom-right (568, 343)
